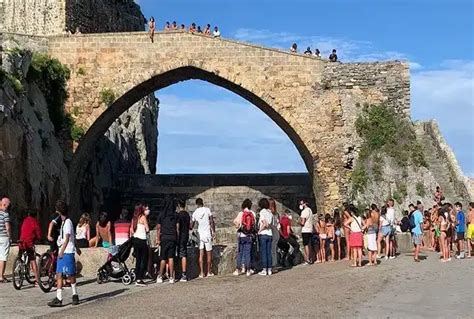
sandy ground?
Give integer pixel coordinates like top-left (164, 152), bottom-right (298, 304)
top-left (0, 251), bottom-right (472, 318)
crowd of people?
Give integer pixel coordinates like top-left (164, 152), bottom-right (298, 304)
top-left (147, 17), bottom-right (221, 43)
top-left (0, 185), bottom-right (472, 307)
top-left (290, 43), bottom-right (338, 62)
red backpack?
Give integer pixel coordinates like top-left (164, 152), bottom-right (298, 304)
top-left (241, 210), bottom-right (256, 235)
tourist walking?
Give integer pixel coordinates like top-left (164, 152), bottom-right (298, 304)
top-left (156, 204), bottom-right (178, 284)
top-left (131, 204), bottom-right (150, 286)
top-left (19, 210), bottom-right (41, 285)
top-left (269, 199), bottom-right (280, 270)
top-left (412, 204), bottom-right (423, 262)
top-left (192, 198), bottom-right (215, 278)
top-left (148, 17), bottom-right (155, 43)
top-left (176, 200), bottom-right (191, 281)
top-left (233, 199), bottom-right (256, 276)
top-left (75, 213), bottom-right (91, 248)
top-left (344, 205), bottom-right (363, 267)
top-left (257, 198), bottom-right (273, 275)
top-left (299, 199), bottom-right (313, 264)
top-left (0, 196), bottom-right (11, 283)
top-left (47, 200), bottom-right (80, 307)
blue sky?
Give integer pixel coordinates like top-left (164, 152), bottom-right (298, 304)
top-left (135, 0), bottom-right (473, 176)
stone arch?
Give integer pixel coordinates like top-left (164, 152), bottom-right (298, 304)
top-left (69, 65), bottom-right (317, 213)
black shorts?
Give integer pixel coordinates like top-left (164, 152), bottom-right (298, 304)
top-left (76, 239), bottom-right (89, 249)
top-left (178, 238), bottom-right (188, 258)
top-left (456, 232), bottom-right (465, 241)
top-left (302, 233), bottom-right (312, 246)
top-left (160, 240), bottom-right (176, 259)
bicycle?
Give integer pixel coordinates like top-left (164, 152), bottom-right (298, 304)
top-left (38, 248), bottom-right (57, 293)
top-left (12, 242), bottom-right (40, 290)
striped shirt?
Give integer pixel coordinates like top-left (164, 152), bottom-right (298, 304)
top-left (0, 210), bottom-right (10, 238)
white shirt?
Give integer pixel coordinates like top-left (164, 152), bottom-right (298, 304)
top-left (192, 207), bottom-right (213, 238)
top-left (57, 218), bottom-right (75, 254)
top-left (386, 207), bottom-right (395, 225)
top-left (258, 209), bottom-right (273, 236)
top-left (75, 224), bottom-right (87, 240)
top-left (300, 207), bottom-right (314, 233)
top-left (213, 30), bottom-right (221, 37)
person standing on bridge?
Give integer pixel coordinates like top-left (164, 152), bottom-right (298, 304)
top-left (148, 17), bottom-right (155, 43)
top-left (192, 198), bottom-right (215, 278)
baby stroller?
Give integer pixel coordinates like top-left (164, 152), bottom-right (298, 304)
top-left (96, 238), bottom-right (136, 285)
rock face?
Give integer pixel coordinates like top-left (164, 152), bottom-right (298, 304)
top-left (0, 71), bottom-right (70, 233)
top-left (80, 94), bottom-right (159, 216)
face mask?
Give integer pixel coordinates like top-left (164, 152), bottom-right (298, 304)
top-left (299, 205), bottom-right (304, 211)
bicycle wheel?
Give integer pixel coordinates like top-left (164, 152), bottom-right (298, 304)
top-left (12, 257), bottom-right (24, 290)
top-left (38, 253), bottom-right (55, 293)
top-left (25, 261), bottom-right (36, 285)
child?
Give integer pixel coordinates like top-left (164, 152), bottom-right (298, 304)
top-left (326, 215), bottom-right (335, 262)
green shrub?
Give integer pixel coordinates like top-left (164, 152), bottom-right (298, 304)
top-left (27, 53), bottom-right (70, 133)
top-left (6, 73), bottom-right (24, 94)
top-left (70, 122), bottom-right (85, 141)
top-left (100, 88), bottom-right (115, 107)
top-left (416, 182), bottom-right (426, 197)
top-left (351, 165), bottom-right (369, 195)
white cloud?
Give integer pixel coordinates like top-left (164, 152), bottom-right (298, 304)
top-left (233, 28), bottom-right (413, 63)
top-left (411, 60), bottom-right (474, 175)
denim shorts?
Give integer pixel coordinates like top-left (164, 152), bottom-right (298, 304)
top-left (56, 253), bottom-right (76, 277)
top-left (412, 234), bottom-right (422, 246)
top-left (382, 226), bottom-right (391, 237)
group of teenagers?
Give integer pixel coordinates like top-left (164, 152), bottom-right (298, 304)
top-left (147, 17), bottom-right (221, 43)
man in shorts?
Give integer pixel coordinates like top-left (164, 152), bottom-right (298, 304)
top-left (192, 198), bottom-right (215, 278)
top-left (176, 200), bottom-right (190, 282)
top-left (19, 210), bottom-right (42, 285)
top-left (299, 199), bottom-right (313, 264)
top-left (467, 202), bottom-right (474, 258)
top-left (0, 197), bottom-right (12, 283)
top-left (454, 202), bottom-right (466, 259)
top-left (156, 206), bottom-right (178, 284)
top-left (48, 200), bottom-right (80, 307)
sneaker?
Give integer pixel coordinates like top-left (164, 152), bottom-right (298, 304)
top-left (447, 258), bottom-right (452, 261)
top-left (249, 269), bottom-right (255, 275)
top-left (199, 274), bottom-right (204, 279)
top-left (169, 278), bottom-right (175, 284)
top-left (246, 271), bottom-right (251, 277)
top-left (267, 269), bottom-right (272, 276)
top-left (384, 256), bottom-right (389, 261)
top-left (258, 270), bottom-right (267, 276)
top-left (136, 280), bottom-right (146, 287)
top-left (303, 261), bottom-right (310, 265)
top-left (389, 256), bottom-right (396, 260)
top-left (156, 276), bottom-right (163, 284)
top-left (233, 270), bottom-right (240, 276)
top-left (47, 298), bottom-right (63, 307)
top-left (72, 295), bottom-right (79, 306)
top-left (207, 272), bottom-right (215, 278)
top-left (180, 274), bottom-right (188, 282)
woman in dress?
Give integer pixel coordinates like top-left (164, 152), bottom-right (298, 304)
top-left (75, 213), bottom-right (91, 248)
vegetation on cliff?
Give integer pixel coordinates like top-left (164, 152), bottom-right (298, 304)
top-left (350, 103), bottom-right (428, 199)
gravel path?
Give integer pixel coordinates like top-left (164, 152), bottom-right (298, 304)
top-left (1, 251), bottom-right (471, 318)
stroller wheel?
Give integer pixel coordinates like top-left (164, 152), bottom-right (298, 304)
top-left (122, 274), bottom-right (132, 285)
top-left (129, 269), bottom-right (136, 282)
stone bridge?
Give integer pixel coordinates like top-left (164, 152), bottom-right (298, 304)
top-left (42, 30), bottom-right (409, 214)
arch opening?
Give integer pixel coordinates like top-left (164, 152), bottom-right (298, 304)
top-left (70, 66), bottom-right (317, 216)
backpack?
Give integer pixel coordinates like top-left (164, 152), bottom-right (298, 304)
top-left (241, 210), bottom-right (256, 235)
top-left (409, 213), bottom-right (416, 230)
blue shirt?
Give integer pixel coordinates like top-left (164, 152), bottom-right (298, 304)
top-left (456, 211), bottom-right (465, 233)
top-left (412, 210), bottom-right (423, 235)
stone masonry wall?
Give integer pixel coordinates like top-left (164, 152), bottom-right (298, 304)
top-left (0, 0), bottom-right (145, 36)
top-left (46, 31), bottom-right (410, 217)
top-left (117, 174), bottom-right (315, 227)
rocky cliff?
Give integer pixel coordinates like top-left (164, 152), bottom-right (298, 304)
top-left (0, 47), bottom-right (158, 230)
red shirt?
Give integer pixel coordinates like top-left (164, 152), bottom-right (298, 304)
top-left (20, 216), bottom-right (42, 248)
top-left (280, 216), bottom-right (291, 239)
